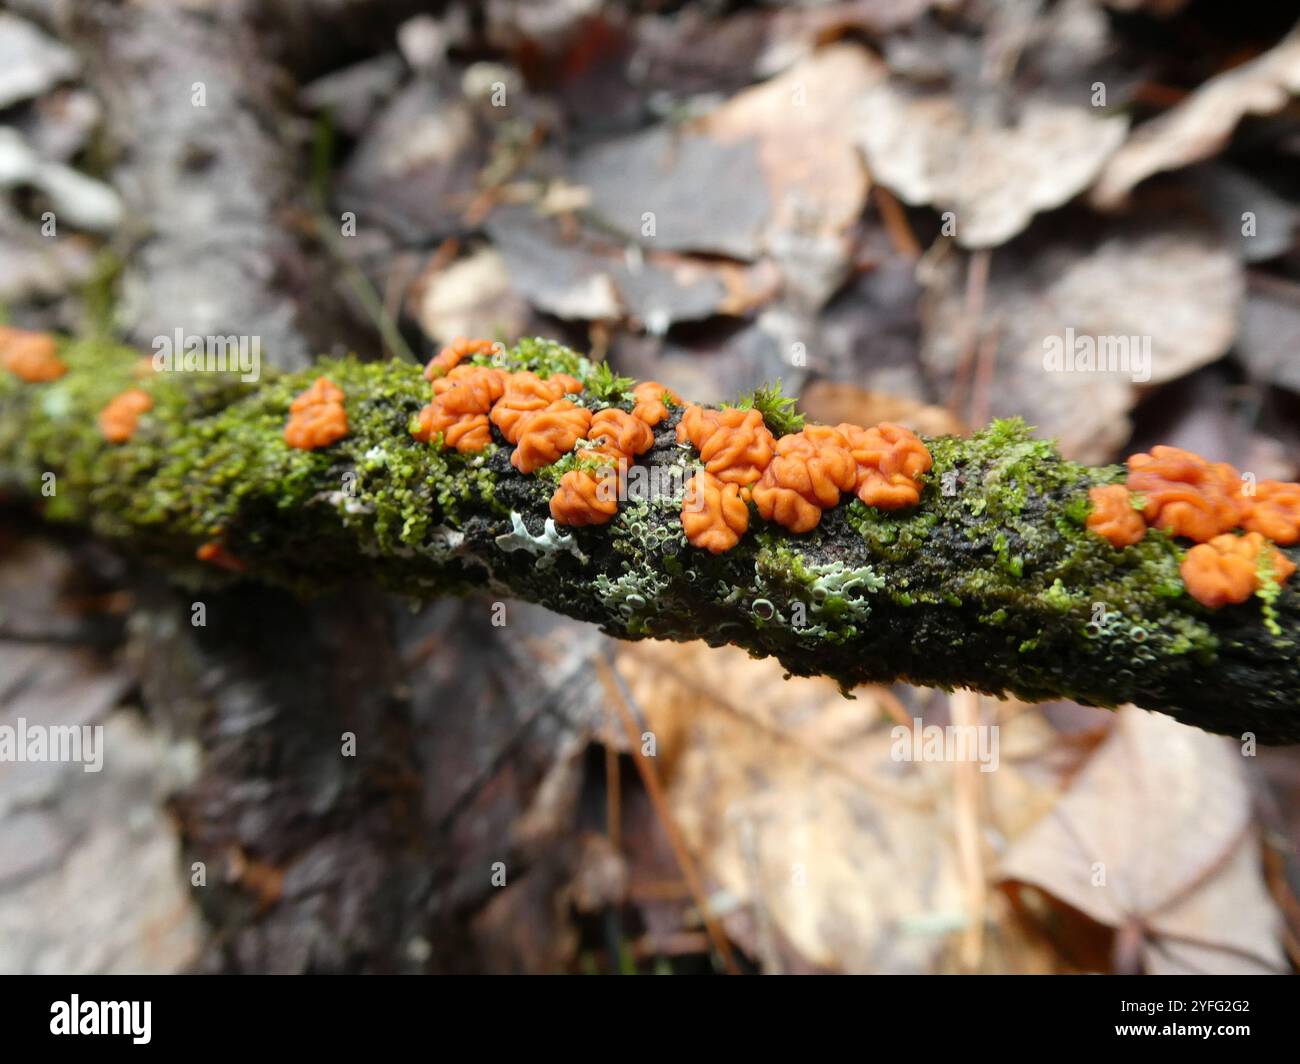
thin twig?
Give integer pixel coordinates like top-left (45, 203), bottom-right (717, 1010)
top-left (593, 653), bottom-right (742, 975)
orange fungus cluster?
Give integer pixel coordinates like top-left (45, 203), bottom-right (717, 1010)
top-left (675, 406), bottom-right (775, 485)
top-left (1, 326), bottom-right (66, 382)
top-left (631, 381), bottom-right (680, 427)
top-left (1180, 533), bottom-right (1295, 609)
top-left (424, 337), bottom-right (499, 379)
top-left (98, 388), bottom-right (154, 444)
top-left (751, 426), bottom-right (856, 533)
top-left (412, 364), bottom-right (505, 452)
top-left (1082, 444), bottom-right (1299, 609)
top-left (681, 471), bottom-right (749, 553)
top-left (284, 376), bottom-right (349, 451)
top-left (1085, 485), bottom-right (1146, 548)
top-left (838, 422), bottom-right (933, 510)
top-left (675, 409), bottom-right (932, 549)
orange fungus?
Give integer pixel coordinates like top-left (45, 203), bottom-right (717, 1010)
top-left (632, 380), bottom-right (679, 426)
top-left (751, 426), bottom-right (857, 534)
top-left (424, 337), bottom-right (498, 380)
top-left (587, 407), bottom-right (654, 461)
top-left (1086, 484), bottom-right (1147, 548)
top-left (681, 471), bottom-right (749, 553)
top-left (1, 327), bottom-right (66, 382)
top-left (676, 406), bottom-right (775, 486)
top-left (550, 469), bottom-right (620, 527)
top-left (285, 376), bottom-right (348, 450)
top-left (491, 371), bottom-right (572, 443)
top-left (511, 400), bottom-right (592, 473)
top-left (1180, 532), bottom-right (1295, 609)
top-left (1241, 480), bottom-right (1300, 546)
top-left (1125, 446), bottom-right (1243, 543)
top-left (98, 388), bottom-right (154, 444)
top-left (412, 365), bottom-right (505, 453)
top-left (838, 422), bottom-right (931, 510)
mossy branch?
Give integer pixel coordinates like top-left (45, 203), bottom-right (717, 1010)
top-left (2, 337), bottom-right (1298, 742)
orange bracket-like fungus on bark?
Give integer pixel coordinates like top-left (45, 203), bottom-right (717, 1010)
top-left (98, 387), bottom-right (155, 444)
top-left (631, 380), bottom-right (680, 427)
top-left (1, 327), bottom-right (67, 382)
top-left (676, 405), bottom-right (775, 485)
top-left (838, 421), bottom-right (933, 510)
top-left (681, 470), bottom-right (750, 554)
top-left (423, 336), bottom-right (499, 379)
top-left (285, 376), bottom-right (349, 451)
top-left (510, 400), bottom-right (592, 473)
top-left (1125, 445), bottom-right (1244, 543)
top-left (1086, 484), bottom-right (1147, 548)
top-left (751, 426), bottom-right (858, 534)
top-left (1180, 532), bottom-right (1296, 609)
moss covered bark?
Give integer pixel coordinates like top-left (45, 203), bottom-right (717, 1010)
top-left (2, 336), bottom-right (1298, 742)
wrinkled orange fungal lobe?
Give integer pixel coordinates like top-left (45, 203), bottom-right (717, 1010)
top-left (681, 471), bottom-right (749, 553)
top-left (1125, 445), bottom-right (1243, 542)
top-left (838, 422), bottom-right (932, 510)
top-left (1242, 480), bottom-right (1300, 546)
top-left (285, 376), bottom-right (348, 450)
top-left (289, 376), bottom-right (345, 412)
top-left (1086, 484), bottom-right (1147, 548)
top-left (1, 327), bottom-right (66, 382)
top-left (511, 400), bottom-right (592, 473)
top-left (550, 372), bottom-right (584, 395)
top-left (491, 371), bottom-right (570, 443)
top-left (98, 387), bottom-right (154, 444)
top-left (588, 407), bottom-right (654, 461)
top-left (424, 337), bottom-right (498, 380)
top-left (750, 427), bottom-right (856, 533)
top-left (431, 364), bottom-right (507, 414)
top-left (550, 468), bottom-right (620, 526)
top-left (677, 406), bottom-right (774, 485)
top-left (632, 380), bottom-right (679, 426)
top-left (1180, 532), bottom-right (1295, 609)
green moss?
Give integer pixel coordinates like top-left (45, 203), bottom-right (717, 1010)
top-left (496, 337), bottom-right (590, 380)
top-left (1256, 547), bottom-right (1285, 638)
top-left (726, 380), bottom-right (805, 437)
top-left (584, 361), bottom-right (635, 405)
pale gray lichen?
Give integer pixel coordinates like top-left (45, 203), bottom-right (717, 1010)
top-left (494, 511), bottom-right (589, 567)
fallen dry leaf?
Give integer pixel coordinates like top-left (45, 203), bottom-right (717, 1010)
top-left (410, 245), bottom-right (531, 344)
top-left (486, 204), bottom-right (782, 328)
top-left (573, 42), bottom-right (881, 292)
top-left (860, 90), bottom-right (1128, 249)
top-left (998, 706), bottom-right (1285, 974)
top-left (799, 379), bottom-right (966, 437)
top-left (614, 642), bottom-right (1078, 973)
top-left (919, 221), bottom-right (1242, 462)
top-left (1091, 27), bottom-right (1300, 208)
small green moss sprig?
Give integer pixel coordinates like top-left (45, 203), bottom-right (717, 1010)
top-left (585, 361), bottom-right (636, 405)
top-left (727, 381), bottom-right (805, 437)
